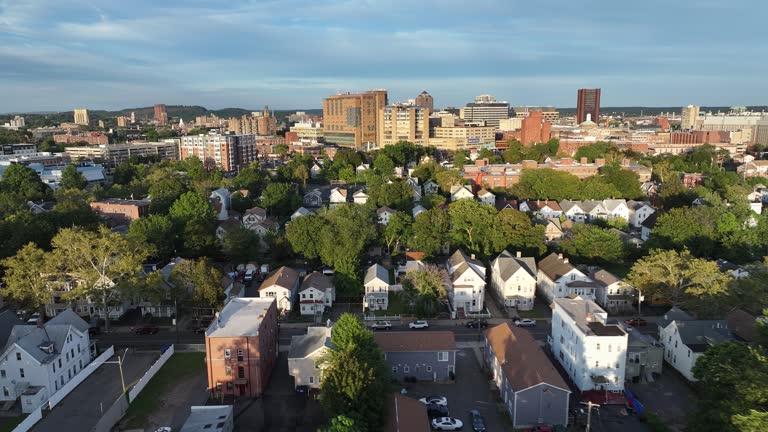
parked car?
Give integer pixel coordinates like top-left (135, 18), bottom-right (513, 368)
top-left (624, 318), bottom-right (647, 327)
top-left (135, 326), bottom-right (160, 335)
top-left (26, 312), bottom-right (41, 324)
top-left (465, 319), bottom-right (488, 329)
top-left (514, 318), bottom-right (536, 328)
top-left (370, 321), bottom-right (392, 330)
top-left (409, 320), bottom-right (429, 329)
top-left (154, 428), bottom-right (172, 432)
top-left (468, 409), bottom-right (486, 432)
top-left (426, 403), bottom-right (449, 418)
top-left (419, 396), bottom-right (448, 406)
top-left (431, 417), bottom-right (463, 431)
top-left (243, 269), bottom-right (255, 283)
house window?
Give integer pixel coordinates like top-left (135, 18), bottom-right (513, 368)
top-left (688, 350), bottom-right (691, 358)
top-left (302, 294), bottom-right (306, 299)
top-left (226, 366), bottom-right (232, 376)
top-left (309, 293), bottom-right (314, 299)
top-left (60, 376), bottom-right (64, 386)
top-left (226, 382), bottom-right (233, 390)
top-left (15, 353), bottom-right (20, 361)
top-left (0, 370), bottom-right (4, 378)
top-left (20, 368), bottom-right (24, 378)
top-left (77, 345), bottom-right (80, 354)
top-left (238, 366), bottom-right (245, 379)
top-left (438, 352), bottom-right (449, 362)
top-left (596, 343), bottom-right (600, 351)
top-left (608, 345), bottom-right (612, 353)
top-left (403, 365), bottom-right (409, 373)
top-left (237, 350), bottom-right (244, 362)
top-left (392, 366), bottom-right (398, 374)
top-left (66, 353), bottom-right (69, 361)
top-left (570, 274), bottom-right (576, 281)
top-left (224, 349), bottom-right (231, 359)
top-left (594, 361), bottom-right (599, 368)
top-left (309, 376), bottom-right (314, 384)
top-left (426, 366), bottom-right (432, 372)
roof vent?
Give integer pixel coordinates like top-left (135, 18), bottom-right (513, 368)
top-left (38, 341), bottom-right (55, 354)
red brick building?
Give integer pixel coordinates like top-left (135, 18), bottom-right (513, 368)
top-left (205, 298), bottom-right (278, 398)
top-left (519, 111), bottom-right (552, 146)
top-left (576, 88), bottom-right (601, 124)
top-left (89, 198), bottom-right (150, 225)
top-left (670, 130), bottom-right (729, 145)
top-left (54, 131), bottom-right (109, 145)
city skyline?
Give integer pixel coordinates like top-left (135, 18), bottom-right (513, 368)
top-left (1, 0), bottom-right (767, 112)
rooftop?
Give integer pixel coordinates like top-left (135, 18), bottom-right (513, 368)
top-left (180, 405), bottom-right (233, 432)
top-left (374, 331), bottom-right (456, 353)
top-left (259, 266), bottom-right (299, 291)
top-left (554, 297), bottom-right (626, 338)
top-left (538, 253), bottom-right (577, 281)
top-left (288, 326), bottom-right (332, 359)
top-left (205, 297), bottom-right (275, 338)
top-left (385, 394), bottom-right (430, 432)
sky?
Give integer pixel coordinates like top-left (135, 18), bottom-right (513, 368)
top-left (1, 0), bottom-right (766, 113)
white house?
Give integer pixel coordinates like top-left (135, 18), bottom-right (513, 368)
top-left (288, 326), bottom-right (332, 390)
top-left (490, 251), bottom-right (537, 310)
top-left (627, 200), bottom-right (655, 229)
top-left (603, 199), bottom-right (629, 221)
top-left (536, 253), bottom-right (596, 303)
top-left (290, 207), bottom-right (313, 221)
top-left (209, 188), bottom-right (232, 221)
top-left (657, 308), bottom-right (732, 381)
top-left (446, 250), bottom-right (485, 313)
top-left (550, 297), bottom-right (628, 392)
top-left (329, 188), bottom-right (348, 207)
top-left (0, 309), bottom-right (93, 413)
top-left (242, 207), bottom-right (267, 228)
top-left (310, 162), bottom-right (322, 179)
top-left (589, 269), bottom-right (634, 313)
top-left (406, 178), bottom-right (422, 202)
top-left (258, 266), bottom-right (300, 312)
top-left (363, 264), bottom-right (390, 311)
top-left (519, 200), bottom-right (562, 220)
top-left (298, 272), bottom-right (335, 316)
top-left (423, 180), bottom-right (439, 195)
top-left (376, 206), bottom-right (396, 225)
top-left (352, 190), bottom-right (369, 205)
top-left (412, 204), bottom-right (427, 218)
top-left (559, 200), bottom-right (586, 223)
top-left (477, 189), bottom-right (495, 206)
top-left (449, 185), bottom-right (474, 202)
top-left (581, 200), bottom-right (609, 221)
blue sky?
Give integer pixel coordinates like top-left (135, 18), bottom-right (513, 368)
top-left (1, 0), bottom-right (765, 112)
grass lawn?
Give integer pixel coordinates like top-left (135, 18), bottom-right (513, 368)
top-left (122, 352), bottom-right (206, 428)
top-left (0, 415), bottom-right (27, 432)
top-left (372, 292), bottom-right (407, 316)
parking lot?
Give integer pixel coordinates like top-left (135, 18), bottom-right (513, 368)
top-left (397, 347), bottom-right (508, 431)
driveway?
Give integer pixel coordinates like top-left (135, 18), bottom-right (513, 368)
top-left (397, 348), bottom-right (508, 431)
top-left (31, 350), bottom-right (158, 432)
top-left (627, 369), bottom-right (696, 432)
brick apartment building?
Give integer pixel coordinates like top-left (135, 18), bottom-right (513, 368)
top-left (179, 133), bottom-right (258, 171)
top-left (519, 111), bottom-right (552, 146)
top-left (89, 198), bottom-right (150, 225)
top-left (205, 298), bottom-right (278, 398)
top-left (670, 130), bottom-right (730, 145)
top-left (323, 90), bottom-right (388, 149)
top-left (53, 131), bottom-right (109, 145)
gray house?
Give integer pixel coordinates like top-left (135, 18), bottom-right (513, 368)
top-left (619, 322), bottom-right (663, 383)
top-left (374, 331), bottom-right (456, 381)
top-left (485, 323), bottom-right (571, 428)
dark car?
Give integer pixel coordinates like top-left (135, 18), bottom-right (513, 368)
top-left (466, 319), bottom-right (488, 329)
top-left (468, 409), bottom-right (486, 432)
top-left (193, 326), bottom-right (207, 334)
top-left (135, 326), bottom-right (160, 335)
top-left (426, 403), bottom-right (449, 418)
top-left (624, 318), bottom-right (648, 327)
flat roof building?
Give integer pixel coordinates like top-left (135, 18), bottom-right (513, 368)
top-left (460, 95), bottom-right (509, 128)
top-left (323, 90), bottom-right (388, 149)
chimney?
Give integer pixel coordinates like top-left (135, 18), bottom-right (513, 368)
top-left (563, 258), bottom-right (569, 264)
top-left (580, 157), bottom-right (588, 164)
top-left (470, 254), bottom-right (476, 260)
top-left (215, 312), bottom-right (221, 327)
top-left (516, 251), bottom-right (522, 258)
top-left (557, 253), bottom-right (563, 260)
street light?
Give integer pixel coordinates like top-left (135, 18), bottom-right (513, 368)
top-left (104, 348), bottom-right (130, 396)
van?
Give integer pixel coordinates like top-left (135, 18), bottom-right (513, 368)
top-left (244, 269), bottom-right (255, 282)
top-left (260, 264), bottom-right (270, 274)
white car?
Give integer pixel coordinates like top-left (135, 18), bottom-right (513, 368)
top-left (409, 320), bottom-right (429, 329)
top-left (419, 395), bottom-right (448, 406)
top-left (431, 417), bottom-right (463, 431)
top-left (514, 318), bottom-right (536, 328)
top-left (154, 428), bottom-right (172, 432)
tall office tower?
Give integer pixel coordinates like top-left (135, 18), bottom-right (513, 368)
top-left (459, 95), bottom-right (509, 128)
top-left (377, 102), bottom-right (430, 146)
top-left (256, 105), bottom-right (277, 136)
top-left (681, 105), bottom-right (700, 130)
top-left (179, 132), bottom-right (257, 172)
top-left (415, 91), bottom-right (434, 111)
top-left (117, 116), bottom-right (129, 127)
top-left (74, 109), bottom-right (90, 126)
top-left (154, 104), bottom-right (169, 125)
top-left (576, 88), bottom-right (601, 124)
top-left (322, 89), bottom-right (388, 149)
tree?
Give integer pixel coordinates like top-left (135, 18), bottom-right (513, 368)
top-left (113, 162), bottom-right (138, 185)
top-left (573, 141), bottom-right (615, 162)
top-left (626, 249), bottom-right (731, 311)
top-left (127, 214), bottom-right (175, 261)
top-left (179, 219), bottom-right (218, 258)
top-left (229, 191), bottom-right (253, 214)
top-left (285, 214), bottom-right (325, 260)
top-left (169, 192), bottom-right (216, 224)
top-left (577, 176), bottom-right (620, 200)
top-left (230, 163), bottom-right (266, 194)
top-left (1, 243), bottom-right (54, 315)
top-left (318, 206), bottom-right (377, 295)
top-left (495, 209), bottom-right (546, 257)
top-left (402, 265), bottom-right (448, 302)
top-left (382, 212), bottom-right (412, 255)
top-left (372, 181), bottom-right (412, 210)
top-left (599, 164), bottom-right (643, 199)
top-left (147, 172), bottom-right (187, 214)
top-left (261, 183), bottom-right (300, 217)
top-left (322, 415), bottom-right (363, 432)
top-left (510, 169), bottom-right (579, 201)
top-left (0, 163), bottom-right (49, 201)
top-left (560, 225), bottom-right (626, 265)
top-left (647, 206), bottom-right (719, 257)
top-left (169, 258), bottom-right (224, 308)
top-left (435, 169), bottom-right (464, 192)
top-left (51, 227), bottom-right (150, 331)
top-left (420, 193), bottom-right (445, 210)
top-left (373, 153), bottom-right (394, 176)
top-left (448, 199), bottom-right (500, 257)
top-left (409, 208), bottom-right (449, 257)
top-left (222, 226), bottom-right (261, 264)
top-left (59, 165), bottom-right (88, 190)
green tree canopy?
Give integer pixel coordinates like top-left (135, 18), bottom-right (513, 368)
top-left (169, 258), bottom-right (224, 308)
top-left (0, 163), bottom-right (49, 201)
top-left (169, 191), bottom-right (216, 225)
top-left (560, 224), bottom-right (626, 265)
top-left (286, 214), bottom-right (325, 260)
top-left (59, 165), bottom-right (88, 190)
top-left (510, 169), bottom-right (579, 201)
top-left (382, 211), bottom-right (412, 255)
top-left (261, 182), bottom-right (301, 218)
top-left (0, 243), bottom-right (54, 314)
top-left (448, 199), bottom-right (501, 257)
top-left (127, 214), bottom-right (175, 261)
top-left (409, 208), bottom-right (449, 257)
top-left (495, 209), bottom-right (546, 257)
top-left (222, 226), bottom-right (261, 264)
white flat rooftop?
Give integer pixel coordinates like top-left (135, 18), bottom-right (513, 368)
top-left (206, 297), bottom-right (274, 338)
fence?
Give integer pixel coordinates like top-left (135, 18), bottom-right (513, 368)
top-left (363, 315), bottom-right (401, 321)
top-left (127, 345), bottom-right (174, 402)
top-left (90, 393), bottom-right (129, 432)
top-left (47, 345), bottom-right (115, 409)
top-left (10, 407), bottom-right (42, 432)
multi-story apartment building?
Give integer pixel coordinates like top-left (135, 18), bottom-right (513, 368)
top-left (537, 253), bottom-right (596, 303)
top-left (90, 198), bottom-right (150, 226)
top-left (227, 106), bottom-right (277, 136)
top-left (154, 104), bottom-right (168, 125)
top-left (73, 109), bottom-right (89, 126)
top-left (680, 105), bottom-right (700, 130)
top-left (53, 131), bottom-right (109, 145)
top-left (519, 111), bottom-right (552, 146)
top-left (414, 91), bottom-right (434, 111)
top-left (289, 120), bottom-right (324, 141)
top-left (576, 88), bottom-right (601, 124)
top-left (430, 125), bottom-right (495, 150)
top-left (446, 250), bottom-right (485, 313)
top-left (205, 297), bottom-right (278, 398)
top-left (460, 95), bottom-right (509, 128)
top-left (490, 250), bottom-right (537, 310)
top-left (179, 133), bottom-right (257, 172)
top-left (65, 140), bottom-right (179, 167)
top-left (513, 106), bottom-right (560, 123)
top-left (550, 297), bottom-right (628, 392)
top-left (323, 90), bottom-right (388, 149)
top-left (0, 309), bottom-right (93, 412)
top-left (377, 103), bottom-right (430, 146)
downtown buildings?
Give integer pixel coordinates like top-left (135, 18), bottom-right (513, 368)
top-left (460, 94), bottom-right (509, 128)
top-left (73, 109), bottom-right (89, 126)
top-left (227, 106), bottom-right (277, 136)
top-left (377, 102), bottom-right (430, 146)
top-left (323, 90), bottom-right (388, 149)
top-left (576, 88), bottom-right (601, 124)
top-left (154, 104), bottom-right (168, 125)
top-left (179, 132), bottom-right (258, 171)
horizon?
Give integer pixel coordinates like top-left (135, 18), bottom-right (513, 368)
top-left (2, 1), bottom-right (767, 112)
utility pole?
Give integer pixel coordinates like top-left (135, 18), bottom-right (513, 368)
top-left (581, 401), bottom-right (601, 432)
top-left (104, 348), bottom-right (129, 397)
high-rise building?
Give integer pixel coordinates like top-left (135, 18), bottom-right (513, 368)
top-left (377, 103), bottom-right (430, 146)
top-left (154, 104), bottom-right (168, 125)
top-left (322, 90), bottom-right (388, 149)
top-left (130, 112), bottom-right (136, 123)
top-left (414, 91), bottom-right (434, 111)
top-left (680, 105), bottom-right (700, 130)
top-left (576, 88), bottom-right (601, 124)
top-left (513, 106), bottom-right (560, 123)
top-left (459, 95), bottom-right (509, 128)
top-left (519, 111), bottom-right (552, 146)
top-left (73, 109), bottom-right (89, 126)
top-left (179, 132), bottom-right (258, 171)
top-left (430, 125), bottom-right (496, 151)
top-left (227, 106), bottom-right (277, 136)
top-left (116, 116), bottom-right (129, 127)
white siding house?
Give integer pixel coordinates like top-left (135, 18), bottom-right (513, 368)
top-left (589, 269), bottom-right (635, 313)
top-left (298, 272), bottom-right (335, 316)
top-left (536, 253), bottom-right (596, 303)
top-left (288, 326), bottom-right (332, 389)
top-left (364, 264), bottom-right (391, 311)
top-left (258, 267), bottom-right (300, 312)
top-left (450, 185), bottom-right (474, 201)
top-left (657, 309), bottom-right (731, 382)
top-left (490, 251), bottom-right (537, 310)
top-left (550, 297), bottom-right (628, 392)
top-left (627, 201), bottom-right (656, 229)
top-left (376, 207), bottom-right (396, 225)
top-left (446, 250), bottom-right (485, 313)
